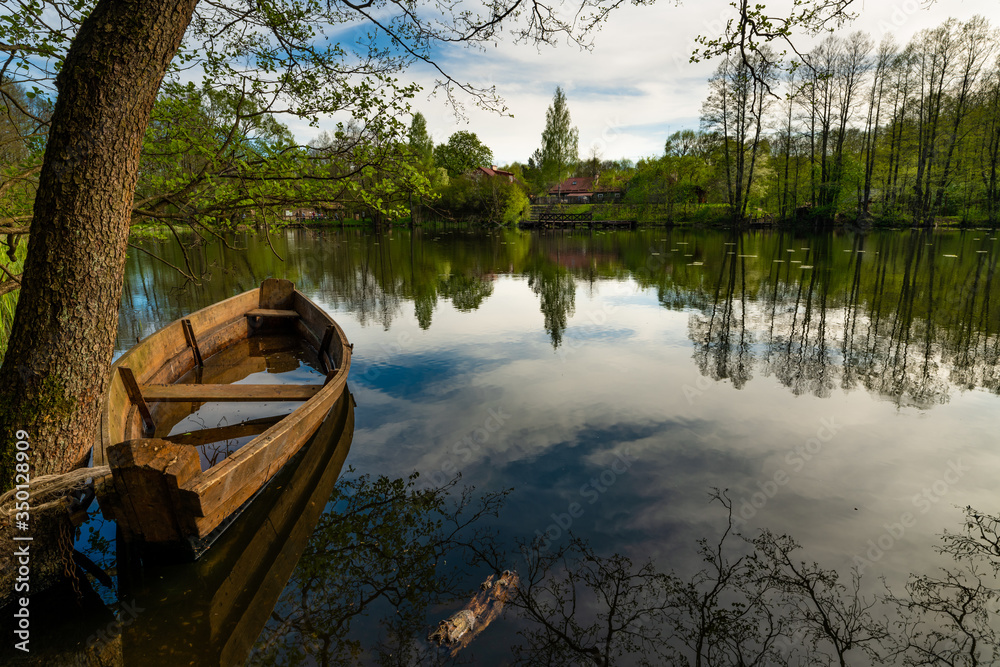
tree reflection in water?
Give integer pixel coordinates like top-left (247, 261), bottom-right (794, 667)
top-left (689, 230), bottom-right (999, 406)
top-left (122, 228), bottom-right (999, 403)
top-left (6, 462), bottom-right (995, 665)
top-left (499, 493), bottom-right (998, 666)
top-left (527, 264), bottom-right (576, 349)
top-left (104, 228), bottom-right (1000, 664)
top-left (246, 474), bottom-right (999, 666)
top-left (248, 474), bottom-right (508, 666)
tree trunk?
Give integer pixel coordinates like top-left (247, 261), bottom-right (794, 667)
top-left (0, 0), bottom-right (196, 488)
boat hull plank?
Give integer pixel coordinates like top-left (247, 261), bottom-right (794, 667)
top-left (180, 372), bottom-right (347, 537)
top-left (245, 308), bottom-right (299, 319)
top-left (164, 415), bottom-right (284, 446)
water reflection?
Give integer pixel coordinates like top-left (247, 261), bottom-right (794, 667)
top-left (103, 226), bottom-right (1000, 665)
top-left (527, 262), bottom-right (576, 349)
top-left (116, 391), bottom-right (356, 666)
top-left (248, 474), bottom-right (507, 665)
top-left (122, 227), bottom-right (1000, 403)
top-left (692, 231), bottom-right (999, 406)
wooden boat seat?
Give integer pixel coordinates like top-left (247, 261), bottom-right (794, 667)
top-left (245, 309), bottom-right (299, 319)
top-left (163, 415), bottom-right (284, 446)
top-left (139, 383), bottom-right (322, 402)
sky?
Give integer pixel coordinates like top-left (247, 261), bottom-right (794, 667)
top-left (289, 0), bottom-right (998, 165)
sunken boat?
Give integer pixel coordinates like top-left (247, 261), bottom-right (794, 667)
top-left (93, 278), bottom-right (351, 559)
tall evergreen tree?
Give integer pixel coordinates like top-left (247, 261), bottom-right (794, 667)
top-left (408, 112), bottom-right (434, 164)
top-left (539, 87), bottom-right (580, 187)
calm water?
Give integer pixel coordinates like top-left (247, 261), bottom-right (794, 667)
top-left (66, 227), bottom-right (1000, 664)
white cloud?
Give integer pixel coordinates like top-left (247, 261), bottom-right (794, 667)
top-left (405, 0), bottom-right (998, 163)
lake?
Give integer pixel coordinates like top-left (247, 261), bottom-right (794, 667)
top-left (75, 226), bottom-right (1000, 664)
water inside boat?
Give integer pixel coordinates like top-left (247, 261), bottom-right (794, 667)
top-left (154, 334), bottom-right (326, 470)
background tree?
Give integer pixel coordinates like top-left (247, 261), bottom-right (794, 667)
top-left (433, 131), bottom-right (494, 178)
top-left (306, 120), bottom-right (435, 226)
top-left (701, 52), bottom-right (778, 222)
top-left (436, 171), bottom-right (528, 225)
top-left (539, 86), bottom-right (580, 187)
top-left (407, 112), bottom-right (434, 165)
top-left (664, 129), bottom-right (713, 210)
top-left (577, 145), bottom-right (603, 177)
top-left (523, 148), bottom-right (546, 194)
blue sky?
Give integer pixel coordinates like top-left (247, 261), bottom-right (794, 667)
top-left (286, 0), bottom-right (998, 165)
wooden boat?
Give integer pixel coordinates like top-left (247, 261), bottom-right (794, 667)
top-left (93, 278), bottom-right (352, 558)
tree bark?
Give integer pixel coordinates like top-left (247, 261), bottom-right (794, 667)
top-left (0, 0), bottom-right (197, 488)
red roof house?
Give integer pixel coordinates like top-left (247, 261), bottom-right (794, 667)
top-left (474, 166), bottom-right (517, 183)
top-left (547, 176), bottom-right (622, 203)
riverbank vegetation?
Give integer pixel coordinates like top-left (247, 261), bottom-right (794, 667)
top-left (5, 14), bottom-right (1000, 251)
top-left (499, 15), bottom-right (1000, 228)
top-left (284, 14), bottom-right (1000, 230)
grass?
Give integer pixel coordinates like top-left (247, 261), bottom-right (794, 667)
top-left (0, 238), bottom-right (27, 357)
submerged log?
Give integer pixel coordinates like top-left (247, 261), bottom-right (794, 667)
top-left (428, 609), bottom-right (476, 645)
top-left (427, 569), bottom-right (519, 655)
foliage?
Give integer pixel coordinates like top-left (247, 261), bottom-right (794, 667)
top-left (523, 148), bottom-right (546, 195)
top-left (432, 131), bottom-right (494, 178)
top-left (0, 237), bottom-right (26, 356)
top-left (701, 51), bottom-right (779, 221)
top-left (407, 112), bottom-right (434, 165)
top-left (515, 14), bottom-right (1000, 227)
top-left (0, 79), bottom-right (47, 166)
top-left (436, 172), bottom-right (528, 225)
top-left (0, 0), bottom-right (658, 300)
